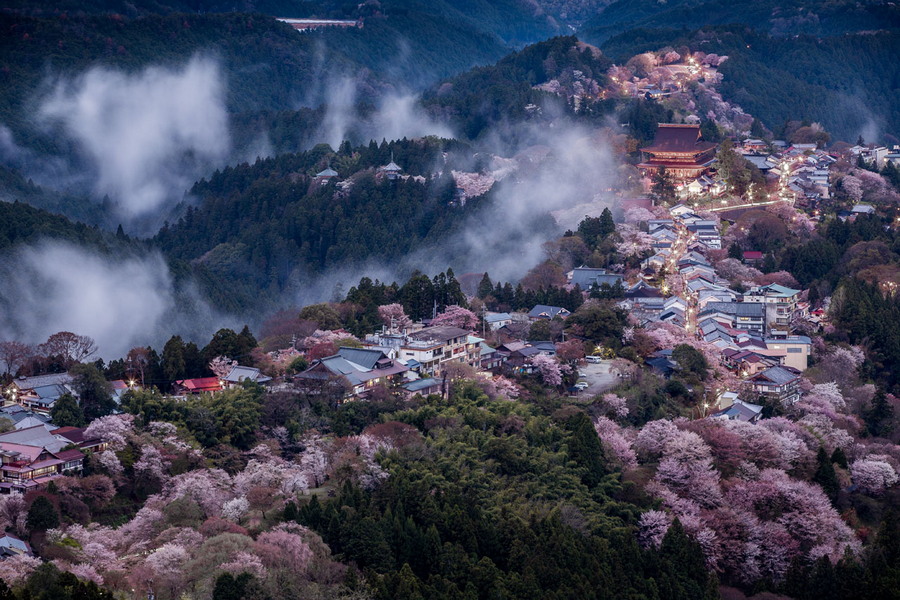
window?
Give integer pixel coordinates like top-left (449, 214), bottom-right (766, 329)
top-left (787, 348), bottom-right (802, 353)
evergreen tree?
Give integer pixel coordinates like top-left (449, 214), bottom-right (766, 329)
top-left (728, 242), bottom-right (743, 260)
top-left (162, 335), bottom-right (187, 382)
top-left (831, 446), bottom-right (848, 469)
top-left (813, 446), bottom-right (839, 503)
top-left (50, 393), bottom-right (85, 427)
top-left (650, 166), bottom-right (676, 203)
top-left (865, 389), bottom-right (895, 438)
top-left (566, 412), bottom-right (608, 487)
top-left (26, 496), bottom-right (59, 531)
top-left (70, 363), bottom-right (115, 421)
top-left (477, 272), bottom-right (494, 299)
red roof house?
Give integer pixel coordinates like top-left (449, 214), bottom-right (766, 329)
top-left (173, 377), bottom-right (223, 395)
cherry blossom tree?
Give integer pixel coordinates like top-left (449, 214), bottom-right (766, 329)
top-left (0, 493), bottom-right (27, 536)
top-left (219, 550), bottom-right (267, 579)
top-left (530, 354), bottom-right (564, 387)
top-left (597, 393), bottom-right (629, 419)
top-left (637, 510), bottom-right (671, 549)
top-left (96, 450), bottom-right (124, 478)
top-left (653, 430), bottom-right (723, 507)
top-left (593, 416), bottom-right (637, 469)
top-left (377, 304), bottom-right (412, 331)
top-left (431, 305), bottom-right (478, 330)
top-left (209, 355), bottom-right (238, 379)
top-left (0, 553), bottom-right (41, 585)
top-left (634, 419), bottom-right (680, 460)
top-left (221, 496), bottom-right (250, 522)
top-left (851, 457), bottom-right (899, 494)
top-left (624, 207), bottom-right (655, 224)
top-left (84, 414), bottom-right (135, 451)
top-left (134, 445), bottom-right (170, 486)
top-left (616, 224), bottom-right (655, 257)
top-left (297, 433), bottom-right (331, 489)
top-left (254, 526), bottom-right (313, 574)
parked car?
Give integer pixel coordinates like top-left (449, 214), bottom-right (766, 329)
top-left (574, 381), bottom-right (589, 390)
top-left (585, 356), bottom-right (602, 364)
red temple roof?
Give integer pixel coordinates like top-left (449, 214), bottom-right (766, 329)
top-left (642, 124), bottom-right (717, 155)
top-left (174, 377), bottom-right (223, 393)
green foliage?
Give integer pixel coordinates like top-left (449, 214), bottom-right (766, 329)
top-left (865, 389), bottom-right (895, 438)
top-left (26, 496), bottom-right (60, 532)
top-left (672, 344), bottom-right (708, 380)
top-left (19, 562), bottom-right (114, 599)
top-left (70, 363), bottom-right (115, 421)
top-left (213, 572), bottom-right (269, 600)
top-left (650, 166), bottom-right (676, 203)
top-left (477, 272), bottom-right (494, 299)
top-left (202, 326), bottom-right (258, 364)
top-left (813, 446), bottom-right (839, 503)
top-left (289, 393), bottom-right (711, 599)
top-left (154, 139), bottom-right (473, 310)
top-left (831, 279), bottom-right (900, 391)
top-left (565, 412), bottom-right (610, 488)
top-left (50, 393), bottom-right (85, 427)
top-left (577, 208), bottom-right (616, 249)
top-left (565, 301), bottom-right (627, 346)
top-left (422, 36), bottom-right (612, 140)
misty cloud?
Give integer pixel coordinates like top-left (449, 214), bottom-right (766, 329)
top-left (0, 242), bottom-right (226, 359)
top-left (430, 121), bottom-right (619, 282)
top-left (39, 56), bottom-right (230, 222)
top-left (316, 77), bottom-right (453, 149)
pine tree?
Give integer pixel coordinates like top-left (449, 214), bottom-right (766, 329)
top-left (26, 496), bottom-right (59, 531)
top-left (650, 167), bottom-right (676, 203)
top-left (865, 389), bottom-right (895, 438)
top-left (813, 446), bottom-right (839, 503)
top-left (477, 273), bottom-right (494, 299)
top-left (566, 412), bottom-right (608, 487)
top-left (831, 446), bottom-right (848, 469)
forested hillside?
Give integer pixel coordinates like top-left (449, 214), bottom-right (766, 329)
top-left (422, 36), bottom-right (612, 141)
top-left (593, 26), bottom-right (900, 142)
top-left (153, 138), bottom-right (478, 308)
top-left (0, 9), bottom-right (506, 152)
top-left (580, 0), bottom-right (900, 43)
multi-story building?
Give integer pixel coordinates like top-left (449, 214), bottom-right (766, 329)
top-left (749, 366), bottom-right (801, 405)
top-left (365, 326), bottom-right (479, 377)
top-left (741, 283), bottom-right (801, 336)
top-left (699, 302), bottom-right (766, 335)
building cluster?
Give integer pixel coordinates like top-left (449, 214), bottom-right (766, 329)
top-left (0, 424), bottom-right (105, 493)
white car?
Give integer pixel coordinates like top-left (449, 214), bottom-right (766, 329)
top-left (574, 382), bottom-right (589, 390)
top-left (585, 356), bottom-right (602, 364)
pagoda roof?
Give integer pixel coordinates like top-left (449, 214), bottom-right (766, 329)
top-left (642, 124), bottom-right (717, 154)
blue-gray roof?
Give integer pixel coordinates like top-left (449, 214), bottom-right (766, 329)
top-left (336, 347), bottom-right (386, 370)
top-left (753, 366), bottom-right (799, 385)
top-left (402, 378), bottom-right (440, 392)
top-left (570, 268), bottom-right (624, 290)
top-left (701, 302), bottom-right (765, 318)
top-left (528, 305), bottom-right (570, 319)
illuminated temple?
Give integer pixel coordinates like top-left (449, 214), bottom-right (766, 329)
top-left (638, 123), bottom-right (718, 180)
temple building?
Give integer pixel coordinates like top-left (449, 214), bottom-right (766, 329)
top-left (638, 124), bottom-right (718, 180)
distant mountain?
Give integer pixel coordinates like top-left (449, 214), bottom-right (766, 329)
top-left (580, 0), bottom-right (900, 44)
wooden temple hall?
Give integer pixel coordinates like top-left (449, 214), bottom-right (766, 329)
top-left (638, 124), bottom-right (718, 180)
